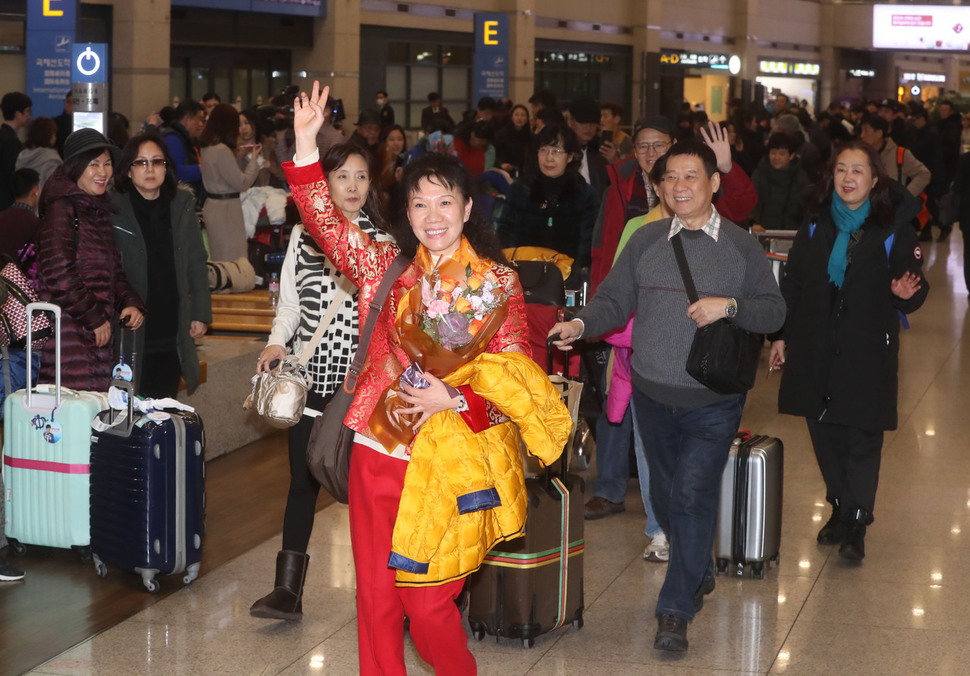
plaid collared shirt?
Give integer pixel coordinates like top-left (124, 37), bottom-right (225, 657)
top-left (668, 206), bottom-right (722, 242)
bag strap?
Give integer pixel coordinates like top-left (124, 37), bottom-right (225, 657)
top-left (670, 233), bottom-right (700, 304)
top-left (1, 346), bottom-right (10, 397)
top-left (345, 253), bottom-right (412, 392)
top-left (298, 283), bottom-right (352, 366)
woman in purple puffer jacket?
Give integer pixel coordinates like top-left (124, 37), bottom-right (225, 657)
top-left (36, 129), bottom-right (144, 391)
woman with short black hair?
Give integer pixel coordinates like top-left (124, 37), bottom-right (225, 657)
top-left (110, 132), bottom-right (211, 398)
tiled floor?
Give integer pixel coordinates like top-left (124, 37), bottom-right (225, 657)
top-left (26, 230), bottom-right (970, 675)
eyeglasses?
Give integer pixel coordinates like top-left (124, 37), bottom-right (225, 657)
top-left (635, 142), bottom-right (671, 154)
top-left (539, 146), bottom-right (568, 157)
top-left (131, 159), bottom-right (167, 170)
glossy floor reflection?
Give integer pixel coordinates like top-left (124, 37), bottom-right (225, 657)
top-left (26, 230), bottom-right (970, 675)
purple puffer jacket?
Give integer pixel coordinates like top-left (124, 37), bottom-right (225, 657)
top-left (36, 171), bottom-right (145, 391)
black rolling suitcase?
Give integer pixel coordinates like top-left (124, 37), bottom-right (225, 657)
top-left (89, 379), bottom-right (206, 592)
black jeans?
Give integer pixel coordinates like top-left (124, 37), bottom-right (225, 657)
top-left (282, 388), bottom-right (333, 552)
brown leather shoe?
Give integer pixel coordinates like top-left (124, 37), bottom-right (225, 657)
top-left (584, 496), bottom-right (625, 520)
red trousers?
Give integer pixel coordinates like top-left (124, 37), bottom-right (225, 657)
top-left (348, 442), bottom-right (477, 675)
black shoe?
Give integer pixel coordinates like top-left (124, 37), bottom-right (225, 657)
top-left (838, 508), bottom-right (868, 561)
top-left (817, 499), bottom-right (846, 545)
top-left (654, 614), bottom-right (688, 652)
top-left (938, 225), bottom-right (953, 242)
top-left (0, 556), bottom-right (25, 581)
top-left (918, 229), bottom-right (933, 242)
top-left (693, 575), bottom-right (716, 612)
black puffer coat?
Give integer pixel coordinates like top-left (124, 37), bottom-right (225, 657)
top-left (777, 183), bottom-right (929, 431)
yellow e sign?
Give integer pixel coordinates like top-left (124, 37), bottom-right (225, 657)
top-left (44, 0), bottom-right (64, 17)
top-left (483, 20), bottom-right (499, 46)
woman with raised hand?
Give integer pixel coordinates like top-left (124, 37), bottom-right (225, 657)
top-left (280, 81), bottom-right (570, 674)
top-left (249, 142), bottom-right (392, 621)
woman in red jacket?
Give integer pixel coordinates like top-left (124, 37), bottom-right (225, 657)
top-left (285, 81), bottom-right (533, 676)
top-left (36, 129), bottom-right (144, 391)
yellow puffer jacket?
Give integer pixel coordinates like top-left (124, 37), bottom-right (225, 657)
top-left (389, 351), bottom-right (572, 587)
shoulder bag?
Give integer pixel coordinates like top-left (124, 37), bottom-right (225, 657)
top-left (306, 253), bottom-right (412, 503)
top-left (244, 285), bottom-right (351, 428)
top-left (671, 233), bottom-right (762, 395)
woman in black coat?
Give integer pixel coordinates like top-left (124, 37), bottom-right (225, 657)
top-left (495, 123), bottom-right (598, 273)
top-left (768, 141), bottom-right (929, 561)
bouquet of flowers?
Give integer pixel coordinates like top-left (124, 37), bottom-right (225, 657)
top-left (369, 254), bottom-right (509, 451)
top-left (418, 264), bottom-right (506, 351)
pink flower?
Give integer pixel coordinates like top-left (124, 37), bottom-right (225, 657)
top-left (426, 299), bottom-right (450, 318)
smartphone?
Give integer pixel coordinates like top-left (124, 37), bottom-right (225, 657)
top-left (601, 130), bottom-right (614, 144)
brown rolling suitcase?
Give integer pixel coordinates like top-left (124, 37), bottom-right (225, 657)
top-left (465, 468), bottom-right (585, 648)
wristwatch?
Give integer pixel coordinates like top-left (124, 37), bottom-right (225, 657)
top-left (725, 297), bottom-right (738, 319)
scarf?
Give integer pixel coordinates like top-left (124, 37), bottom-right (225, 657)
top-left (827, 194), bottom-right (870, 288)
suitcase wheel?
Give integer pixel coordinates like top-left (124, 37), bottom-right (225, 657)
top-left (523, 638), bottom-right (535, 649)
top-left (142, 576), bottom-right (160, 593)
top-left (751, 562), bottom-right (766, 579)
top-left (715, 558), bottom-right (728, 576)
top-left (183, 562), bottom-right (201, 585)
top-left (72, 545), bottom-right (93, 564)
top-left (468, 619), bottom-right (486, 642)
top-left (93, 556), bottom-right (108, 579)
top-left (572, 616), bottom-right (584, 630)
top-left (9, 540), bottom-right (26, 557)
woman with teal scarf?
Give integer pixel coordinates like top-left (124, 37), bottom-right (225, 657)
top-left (768, 141), bottom-right (929, 562)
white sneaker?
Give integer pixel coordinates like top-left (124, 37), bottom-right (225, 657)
top-left (644, 532), bottom-right (669, 563)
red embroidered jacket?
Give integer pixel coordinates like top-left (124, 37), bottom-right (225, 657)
top-left (283, 161), bottom-right (531, 439)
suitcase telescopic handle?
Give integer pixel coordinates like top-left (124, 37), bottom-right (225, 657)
top-left (26, 302), bottom-right (61, 410)
top-left (107, 378), bottom-right (136, 435)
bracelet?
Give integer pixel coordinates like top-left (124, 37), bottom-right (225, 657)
top-left (454, 392), bottom-right (469, 413)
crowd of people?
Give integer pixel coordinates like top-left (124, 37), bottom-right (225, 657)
top-left (0, 80), bottom-right (946, 668)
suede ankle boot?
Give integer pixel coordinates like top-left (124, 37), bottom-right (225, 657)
top-left (250, 550), bottom-right (310, 620)
top-left (817, 498), bottom-right (847, 545)
top-left (839, 508), bottom-right (868, 561)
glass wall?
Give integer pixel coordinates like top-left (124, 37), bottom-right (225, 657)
top-left (360, 26), bottom-right (473, 130)
top-left (169, 47), bottom-right (292, 108)
top-left (535, 40), bottom-right (633, 117)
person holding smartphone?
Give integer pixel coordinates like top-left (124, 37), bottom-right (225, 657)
top-left (599, 101), bottom-right (634, 164)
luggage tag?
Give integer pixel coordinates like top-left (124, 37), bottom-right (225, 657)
top-left (112, 317), bottom-right (135, 381)
top-left (42, 416), bottom-right (62, 444)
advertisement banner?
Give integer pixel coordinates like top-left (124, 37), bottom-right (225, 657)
top-left (473, 13), bottom-right (509, 101)
top-left (873, 4), bottom-right (970, 50)
top-left (26, 0), bottom-right (77, 117)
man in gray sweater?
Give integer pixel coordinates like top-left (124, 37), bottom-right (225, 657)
top-left (551, 140), bottom-right (785, 652)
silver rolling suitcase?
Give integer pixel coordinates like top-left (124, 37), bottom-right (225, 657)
top-left (715, 434), bottom-right (783, 579)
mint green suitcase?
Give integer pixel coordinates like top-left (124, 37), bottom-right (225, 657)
top-left (2, 303), bottom-right (108, 559)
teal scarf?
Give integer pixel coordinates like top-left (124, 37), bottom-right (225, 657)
top-left (827, 194), bottom-right (870, 288)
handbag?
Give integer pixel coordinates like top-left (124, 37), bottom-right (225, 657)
top-left (671, 233), bottom-right (762, 395)
top-left (306, 253), bottom-right (411, 503)
top-left (244, 284), bottom-right (351, 428)
top-left (0, 261), bottom-right (51, 350)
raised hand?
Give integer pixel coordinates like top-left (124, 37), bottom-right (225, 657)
top-left (891, 271), bottom-right (922, 300)
top-left (292, 80), bottom-right (330, 161)
top-left (699, 120), bottom-right (733, 174)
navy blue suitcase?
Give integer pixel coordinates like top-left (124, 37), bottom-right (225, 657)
top-left (89, 383), bottom-right (205, 592)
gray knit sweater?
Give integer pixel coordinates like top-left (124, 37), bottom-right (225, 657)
top-left (577, 217), bottom-right (786, 407)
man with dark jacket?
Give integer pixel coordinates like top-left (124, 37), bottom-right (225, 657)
top-left (420, 92), bottom-right (454, 133)
top-left (161, 100), bottom-right (205, 196)
top-left (567, 97), bottom-right (610, 202)
top-left (910, 107), bottom-right (947, 240)
top-left (0, 92), bottom-right (32, 211)
top-left (0, 168), bottom-right (40, 261)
